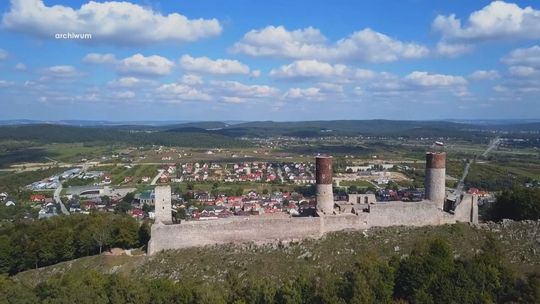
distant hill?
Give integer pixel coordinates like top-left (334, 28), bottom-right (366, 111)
top-left (1, 120), bottom-right (539, 145)
top-left (203, 120), bottom-right (482, 138)
top-left (0, 124), bottom-right (249, 148)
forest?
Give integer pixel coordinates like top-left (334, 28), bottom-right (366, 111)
top-left (0, 124), bottom-right (250, 148)
top-left (487, 186), bottom-right (540, 221)
top-left (0, 213), bottom-right (148, 275)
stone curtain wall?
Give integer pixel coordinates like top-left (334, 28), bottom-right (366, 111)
top-left (148, 199), bottom-right (476, 254)
top-left (149, 216), bottom-right (322, 254)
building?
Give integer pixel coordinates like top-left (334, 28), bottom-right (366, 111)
top-left (148, 152), bottom-right (478, 255)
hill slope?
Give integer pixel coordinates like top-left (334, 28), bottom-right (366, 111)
top-left (15, 221), bottom-right (540, 286)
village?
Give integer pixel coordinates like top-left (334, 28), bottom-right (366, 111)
top-left (0, 155), bottom-right (496, 223)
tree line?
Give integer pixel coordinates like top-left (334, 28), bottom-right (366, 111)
top-left (487, 186), bottom-right (540, 221)
top-left (0, 238), bottom-right (538, 303)
top-left (0, 213), bottom-right (149, 275)
top-left (0, 124), bottom-right (250, 148)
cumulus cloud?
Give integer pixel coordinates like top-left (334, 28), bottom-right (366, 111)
top-left (285, 87), bottom-right (323, 99)
top-left (179, 55), bottom-right (251, 75)
top-left (468, 70), bottom-right (500, 80)
top-left (508, 66), bottom-right (538, 77)
top-left (15, 63), bottom-right (26, 70)
top-left (211, 80), bottom-right (279, 98)
top-left (497, 46), bottom-right (540, 96)
top-left (84, 53), bottom-right (174, 76)
top-left (2, 0), bottom-right (222, 46)
top-left (221, 96), bottom-right (247, 104)
top-left (433, 1), bottom-right (540, 54)
top-left (283, 83), bottom-right (345, 102)
top-left (436, 42), bottom-right (473, 57)
top-left (501, 45), bottom-right (540, 67)
top-left (0, 80), bottom-right (15, 87)
top-left (232, 26), bottom-right (428, 63)
top-left (107, 77), bottom-right (156, 88)
top-left (180, 74), bottom-right (203, 85)
top-left (113, 91), bottom-right (136, 99)
top-left (117, 54), bottom-right (174, 76)
top-left (157, 83), bottom-right (212, 102)
top-left (0, 49), bottom-right (8, 60)
top-left (404, 71), bottom-right (467, 87)
top-left (40, 65), bottom-right (82, 80)
top-left (83, 53), bottom-right (117, 64)
top-left (269, 59), bottom-right (375, 81)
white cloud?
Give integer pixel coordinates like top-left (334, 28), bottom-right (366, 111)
top-left (508, 66), bottom-right (538, 77)
top-left (468, 70), bottom-right (500, 80)
top-left (0, 80), bottom-right (15, 87)
top-left (41, 65), bottom-right (81, 79)
top-left (269, 59), bottom-right (375, 81)
top-left (221, 96), bottom-right (247, 104)
top-left (250, 70), bottom-right (261, 78)
top-left (157, 82), bottom-right (212, 102)
top-left (405, 71), bottom-right (467, 87)
top-left (180, 74), bottom-right (203, 85)
top-left (211, 80), bottom-right (279, 98)
top-left (84, 53), bottom-right (174, 76)
top-left (501, 45), bottom-right (540, 67)
top-left (495, 46), bottom-right (540, 97)
top-left (83, 53), bottom-right (117, 64)
top-left (179, 55), bottom-right (250, 75)
top-left (283, 82), bottom-right (345, 102)
top-left (285, 87), bottom-right (323, 99)
top-left (2, 0), bottom-right (222, 46)
top-left (232, 26), bottom-right (428, 63)
top-left (15, 63), bottom-right (26, 70)
top-left (117, 54), bottom-right (174, 76)
top-left (0, 49), bottom-right (7, 60)
top-left (433, 1), bottom-right (540, 42)
top-left (108, 77), bottom-right (155, 88)
top-left (113, 91), bottom-right (135, 99)
top-left (436, 42), bottom-right (473, 57)
top-left (270, 60), bottom-right (347, 79)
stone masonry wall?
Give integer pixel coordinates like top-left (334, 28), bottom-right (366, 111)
top-left (149, 200), bottom-right (470, 255)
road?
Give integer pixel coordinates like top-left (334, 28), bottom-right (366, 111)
top-left (54, 184), bottom-right (70, 215)
top-left (151, 169), bottom-right (164, 185)
top-left (454, 137), bottom-right (501, 205)
top-left (482, 137), bottom-right (501, 158)
top-left (54, 161), bottom-right (94, 215)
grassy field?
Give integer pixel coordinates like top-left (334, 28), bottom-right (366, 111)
top-left (93, 164), bottom-right (160, 185)
top-left (42, 143), bottom-right (113, 163)
top-left (14, 221), bottom-right (540, 287)
top-left (171, 181), bottom-right (303, 195)
top-left (339, 180), bottom-right (375, 188)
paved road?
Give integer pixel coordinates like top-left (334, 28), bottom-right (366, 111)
top-left (54, 184), bottom-right (70, 215)
top-left (482, 137), bottom-right (501, 158)
top-left (151, 169), bottom-right (164, 185)
top-left (454, 137), bottom-right (501, 205)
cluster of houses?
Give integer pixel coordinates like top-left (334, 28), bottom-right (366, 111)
top-left (181, 190), bottom-right (315, 220)
top-left (27, 168), bottom-right (83, 190)
top-left (171, 161), bottom-right (316, 185)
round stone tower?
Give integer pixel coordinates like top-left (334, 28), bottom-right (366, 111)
top-left (316, 156), bottom-right (334, 214)
top-left (425, 152), bottom-right (446, 209)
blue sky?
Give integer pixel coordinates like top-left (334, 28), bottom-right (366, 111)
top-left (0, 0), bottom-right (539, 121)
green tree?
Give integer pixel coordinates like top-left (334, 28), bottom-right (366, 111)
top-left (90, 218), bottom-right (113, 254)
top-left (138, 221), bottom-right (152, 250)
top-left (489, 186), bottom-right (540, 221)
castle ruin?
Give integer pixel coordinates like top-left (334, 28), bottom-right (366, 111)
top-left (148, 152), bottom-right (478, 254)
